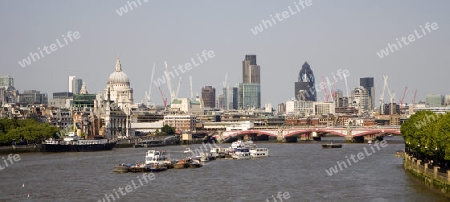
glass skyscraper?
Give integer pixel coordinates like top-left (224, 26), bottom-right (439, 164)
top-left (239, 55), bottom-right (261, 109)
top-left (295, 62), bottom-right (316, 101)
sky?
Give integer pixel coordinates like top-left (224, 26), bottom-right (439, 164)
top-left (1, 0), bottom-right (449, 108)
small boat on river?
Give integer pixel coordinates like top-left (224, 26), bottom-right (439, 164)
top-left (321, 143), bottom-right (342, 149)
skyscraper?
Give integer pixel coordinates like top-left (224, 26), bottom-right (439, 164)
top-left (239, 55), bottom-right (261, 109)
top-left (223, 86), bottom-right (238, 110)
top-left (69, 76), bottom-right (83, 94)
top-left (201, 86), bottom-right (215, 108)
top-left (72, 78), bottom-right (83, 95)
top-left (295, 62), bottom-right (316, 101)
top-left (242, 55), bottom-right (260, 83)
top-left (0, 76), bottom-right (14, 87)
top-left (68, 76), bottom-right (75, 93)
top-left (360, 77), bottom-right (375, 111)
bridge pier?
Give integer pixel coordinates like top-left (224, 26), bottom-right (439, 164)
top-left (277, 128), bottom-right (285, 143)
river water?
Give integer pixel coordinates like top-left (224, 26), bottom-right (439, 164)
top-left (0, 137), bottom-right (448, 202)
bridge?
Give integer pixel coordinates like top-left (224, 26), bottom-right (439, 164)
top-left (212, 126), bottom-right (401, 143)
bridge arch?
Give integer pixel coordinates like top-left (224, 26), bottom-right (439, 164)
top-left (284, 129), bottom-right (347, 138)
top-left (353, 129), bottom-right (401, 137)
top-left (224, 130), bottom-right (278, 139)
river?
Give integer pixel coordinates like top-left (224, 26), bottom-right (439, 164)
top-left (0, 137), bottom-right (448, 202)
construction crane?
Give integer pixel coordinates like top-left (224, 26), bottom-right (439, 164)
top-left (189, 76), bottom-right (193, 100)
top-left (411, 89), bottom-right (417, 114)
top-left (144, 63), bottom-right (156, 107)
top-left (331, 75), bottom-right (337, 102)
top-left (175, 77), bottom-right (182, 100)
top-left (163, 61), bottom-right (174, 102)
top-left (399, 86), bottom-right (408, 113)
top-left (385, 76), bottom-right (396, 114)
top-left (343, 73), bottom-right (349, 98)
top-left (222, 72), bottom-right (228, 89)
top-left (157, 85), bottom-right (167, 107)
top-left (379, 75), bottom-right (388, 115)
top-left (322, 76), bottom-right (329, 102)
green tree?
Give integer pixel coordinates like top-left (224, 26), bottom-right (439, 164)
top-left (161, 124), bottom-right (175, 135)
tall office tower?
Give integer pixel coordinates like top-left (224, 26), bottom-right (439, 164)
top-left (295, 62), bottom-right (316, 101)
top-left (278, 103), bottom-right (286, 114)
top-left (239, 83), bottom-right (261, 109)
top-left (223, 86), bottom-right (238, 110)
top-left (201, 86), bottom-right (215, 108)
top-left (239, 55), bottom-right (261, 109)
top-left (68, 76), bottom-right (75, 93)
top-left (72, 78), bottom-right (83, 95)
top-left (242, 55), bottom-right (260, 83)
top-left (360, 77), bottom-right (375, 111)
top-left (0, 76), bottom-right (14, 87)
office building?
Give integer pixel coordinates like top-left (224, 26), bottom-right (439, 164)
top-left (0, 76), bottom-right (14, 87)
top-left (201, 86), bottom-right (215, 108)
top-left (19, 90), bottom-right (48, 105)
top-left (296, 62), bottom-right (316, 101)
top-left (239, 83), bottom-right (261, 109)
top-left (426, 94), bottom-right (444, 107)
top-left (242, 55), bottom-right (260, 83)
top-left (239, 55), bottom-right (261, 109)
top-left (223, 86), bottom-right (238, 110)
top-left (360, 77), bottom-right (375, 111)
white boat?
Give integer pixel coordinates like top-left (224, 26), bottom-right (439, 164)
top-left (145, 150), bottom-right (170, 166)
top-left (231, 148), bottom-right (251, 159)
top-left (250, 148), bottom-right (269, 158)
top-left (230, 140), bottom-right (257, 149)
top-left (199, 152), bottom-right (210, 162)
top-left (183, 148), bottom-right (191, 153)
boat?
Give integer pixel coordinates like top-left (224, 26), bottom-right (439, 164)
top-left (41, 132), bottom-right (116, 152)
top-left (250, 148), bottom-right (269, 158)
top-left (199, 152), bottom-right (209, 162)
top-left (230, 140), bottom-right (257, 149)
top-left (134, 140), bottom-right (164, 148)
top-left (321, 143), bottom-right (342, 149)
top-left (183, 148), bottom-right (192, 153)
top-left (231, 148), bottom-right (251, 159)
top-left (145, 150), bottom-right (171, 166)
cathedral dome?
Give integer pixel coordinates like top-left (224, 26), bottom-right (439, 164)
top-left (109, 71), bottom-right (129, 83)
top-left (108, 55), bottom-right (129, 84)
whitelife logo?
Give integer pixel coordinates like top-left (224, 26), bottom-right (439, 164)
top-left (250, 0), bottom-right (312, 35)
top-left (376, 22), bottom-right (438, 58)
top-left (18, 31), bottom-right (81, 68)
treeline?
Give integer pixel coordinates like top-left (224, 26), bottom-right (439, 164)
top-left (0, 118), bottom-right (60, 145)
top-left (401, 111), bottom-right (450, 167)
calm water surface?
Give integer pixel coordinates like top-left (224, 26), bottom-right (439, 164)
top-left (1, 137), bottom-right (448, 202)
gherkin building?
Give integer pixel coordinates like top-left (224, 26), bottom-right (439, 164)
top-left (296, 61), bottom-right (316, 101)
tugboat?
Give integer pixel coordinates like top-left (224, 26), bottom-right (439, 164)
top-left (41, 132), bottom-right (116, 152)
top-left (321, 142), bottom-right (343, 149)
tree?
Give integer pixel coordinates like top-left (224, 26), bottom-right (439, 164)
top-left (161, 124), bottom-right (175, 135)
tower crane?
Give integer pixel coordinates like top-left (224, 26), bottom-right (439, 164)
top-left (322, 76), bottom-right (329, 102)
top-left (189, 76), bottom-right (193, 100)
top-left (399, 86), bottom-right (408, 113)
top-left (145, 63), bottom-right (156, 107)
top-left (164, 61), bottom-right (174, 102)
top-left (157, 85), bottom-right (167, 108)
top-left (379, 75), bottom-right (388, 115)
top-left (385, 76), bottom-right (396, 114)
top-left (175, 77), bottom-right (182, 100)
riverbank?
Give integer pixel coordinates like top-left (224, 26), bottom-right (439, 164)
top-left (0, 145), bottom-right (40, 154)
top-left (404, 153), bottom-right (450, 197)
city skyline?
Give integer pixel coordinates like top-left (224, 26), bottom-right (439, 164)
top-left (1, 1), bottom-right (449, 107)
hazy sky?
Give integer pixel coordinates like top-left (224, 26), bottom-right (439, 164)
top-left (1, 1), bottom-right (449, 107)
